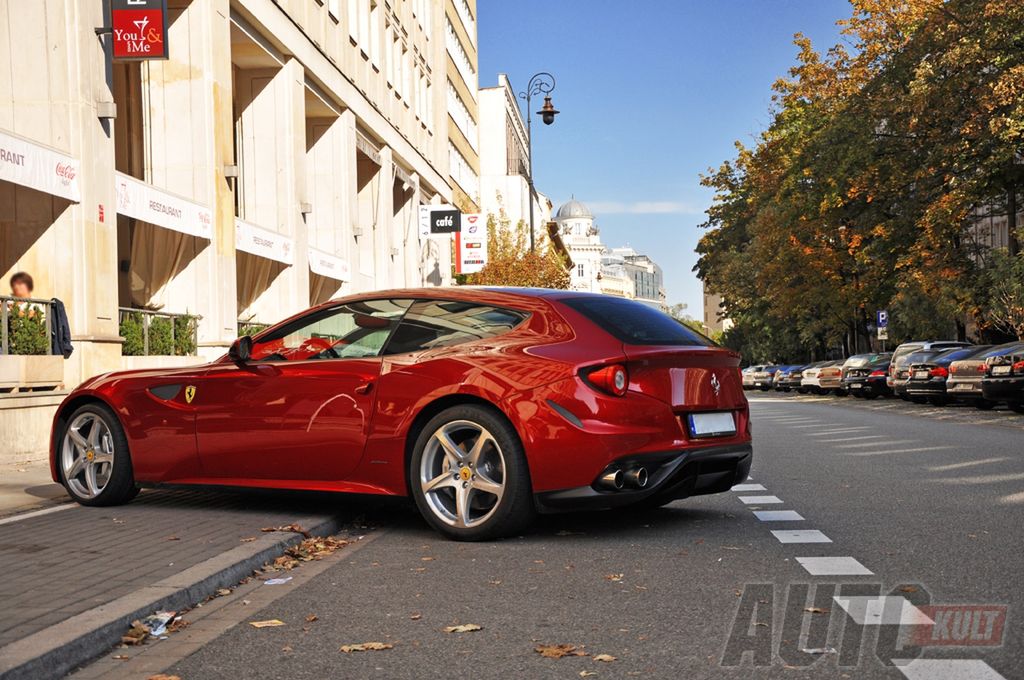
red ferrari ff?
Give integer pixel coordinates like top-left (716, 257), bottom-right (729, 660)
top-left (50, 288), bottom-right (751, 540)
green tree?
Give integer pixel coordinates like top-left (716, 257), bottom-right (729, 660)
top-left (469, 211), bottom-right (570, 290)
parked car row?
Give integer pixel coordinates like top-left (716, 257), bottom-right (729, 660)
top-left (742, 340), bottom-right (1024, 413)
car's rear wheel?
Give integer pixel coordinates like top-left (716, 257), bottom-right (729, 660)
top-left (410, 405), bottom-right (534, 541)
top-left (974, 400), bottom-right (995, 410)
top-left (1009, 402), bottom-right (1024, 414)
top-left (58, 403), bottom-right (138, 506)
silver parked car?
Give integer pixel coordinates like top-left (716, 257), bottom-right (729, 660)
top-left (947, 342), bottom-right (1024, 409)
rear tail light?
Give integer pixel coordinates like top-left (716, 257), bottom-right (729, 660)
top-left (929, 366), bottom-right (948, 378)
top-left (1014, 360), bottom-right (1024, 374)
top-left (976, 364), bottom-right (987, 373)
top-left (869, 369), bottom-right (885, 377)
top-left (582, 364), bottom-right (629, 397)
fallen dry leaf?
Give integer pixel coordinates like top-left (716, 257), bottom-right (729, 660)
top-left (593, 654), bottom-right (617, 662)
top-left (410, 613), bottom-right (422, 621)
top-left (216, 588), bottom-right (232, 597)
top-left (340, 642), bottom-right (393, 653)
top-left (605, 573), bottom-right (624, 582)
top-left (900, 585), bottom-right (919, 593)
top-left (165, 536), bottom-right (180, 541)
top-left (535, 644), bottom-right (587, 659)
top-left (306, 614), bottom-right (319, 623)
top-left (804, 607), bottom-right (830, 614)
top-left (443, 623), bottom-right (482, 633)
top-left (147, 675), bottom-right (181, 680)
top-left (112, 655), bottom-right (129, 661)
top-left (249, 619), bottom-right (286, 628)
top-left (121, 621), bottom-right (149, 646)
top-left (260, 523), bottom-right (312, 538)
top-left (580, 672), bottom-right (597, 678)
top-left (421, 556), bottom-right (435, 561)
top-left (282, 645), bottom-right (293, 653)
top-left (240, 537), bottom-right (257, 543)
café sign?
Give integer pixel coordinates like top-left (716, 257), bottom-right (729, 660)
top-left (111, 0), bottom-right (169, 60)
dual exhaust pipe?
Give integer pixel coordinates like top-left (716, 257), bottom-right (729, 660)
top-left (598, 466), bottom-right (649, 491)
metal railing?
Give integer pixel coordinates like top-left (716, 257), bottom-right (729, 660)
top-left (1, 296), bottom-right (54, 355)
top-left (118, 308), bottom-right (200, 356)
top-left (237, 320), bottom-right (270, 338)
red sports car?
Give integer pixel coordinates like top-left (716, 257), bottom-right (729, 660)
top-left (50, 288), bottom-right (752, 540)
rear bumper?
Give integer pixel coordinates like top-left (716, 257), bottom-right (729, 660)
top-left (534, 443), bottom-right (753, 513)
top-left (842, 377), bottom-right (888, 395)
top-left (905, 378), bottom-right (947, 396)
top-left (981, 377), bottom-right (1024, 403)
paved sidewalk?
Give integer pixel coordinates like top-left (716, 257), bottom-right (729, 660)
top-left (0, 459), bottom-right (66, 519)
top-left (0, 487), bottom-right (351, 679)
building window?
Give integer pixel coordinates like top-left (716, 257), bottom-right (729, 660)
top-left (453, 0), bottom-right (476, 46)
top-left (448, 141), bottom-right (479, 199)
top-left (445, 18), bottom-right (477, 93)
top-left (447, 81), bottom-right (477, 150)
top-left (577, 263), bottom-right (585, 277)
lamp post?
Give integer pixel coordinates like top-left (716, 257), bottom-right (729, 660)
top-left (519, 72), bottom-right (559, 252)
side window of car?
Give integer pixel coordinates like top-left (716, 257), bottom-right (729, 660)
top-left (383, 300), bottom-right (528, 356)
top-left (250, 299), bottom-right (412, 362)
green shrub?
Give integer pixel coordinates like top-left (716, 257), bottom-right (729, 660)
top-left (173, 314), bottom-right (198, 356)
top-left (120, 312), bottom-right (145, 356)
top-left (147, 316), bottom-right (174, 356)
top-left (7, 304), bottom-right (49, 355)
top-left (238, 322), bottom-right (269, 338)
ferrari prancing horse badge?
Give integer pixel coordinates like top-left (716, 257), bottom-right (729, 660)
top-left (185, 385), bottom-right (197, 404)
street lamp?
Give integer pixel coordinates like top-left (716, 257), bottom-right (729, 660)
top-left (519, 72), bottom-right (559, 252)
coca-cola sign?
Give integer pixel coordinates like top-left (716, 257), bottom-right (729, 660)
top-left (111, 0), bottom-right (168, 60)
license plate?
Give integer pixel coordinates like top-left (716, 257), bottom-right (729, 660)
top-left (850, 383), bottom-right (862, 389)
top-left (914, 370), bottom-right (929, 379)
top-left (688, 412), bottom-right (737, 438)
top-left (992, 365), bottom-right (1011, 376)
top-left (950, 383), bottom-right (973, 391)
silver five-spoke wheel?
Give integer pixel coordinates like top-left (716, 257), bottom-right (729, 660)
top-left (419, 420), bottom-right (506, 529)
top-left (61, 412), bottom-right (115, 500)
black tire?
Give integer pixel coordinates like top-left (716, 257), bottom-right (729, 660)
top-left (863, 393), bottom-right (879, 400)
top-left (409, 405), bottom-right (535, 541)
top-left (1009, 403), bottom-right (1024, 414)
top-left (910, 396), bottom-right (927, 404)
top-left (929, 396), bottom-right (948, 407)
top-left (974, 400), bottom-right (995, 411)
top-left (57, 402), bottom-right (139, 507)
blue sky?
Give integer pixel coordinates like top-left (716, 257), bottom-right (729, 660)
top-left (477, 0), bottom-right (852, 317)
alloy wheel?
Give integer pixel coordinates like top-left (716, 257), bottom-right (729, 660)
top-left (61, 412), bottom-right (115, 499)
top-left (419, 420), bottom-right (506, 529)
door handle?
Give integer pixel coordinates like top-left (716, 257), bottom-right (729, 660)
top-left (354, 381), bottom-right (374, 395)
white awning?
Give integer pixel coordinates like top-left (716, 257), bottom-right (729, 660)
top-left (0, 129), bottom-right (81, 202)
top-left (308, 247), bottom-right (351, 281)
top-left (115, 172), bottom-right (213, 239)
top-left (235, 219), bottom-right (294, 265)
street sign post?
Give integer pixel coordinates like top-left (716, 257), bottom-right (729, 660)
top-left (455, 213), bottom-right (487, 274)
top-left (878, 327), bottom-right (889, 341)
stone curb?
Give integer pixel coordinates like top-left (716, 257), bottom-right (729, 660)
top-left (0, 514), bottom-right (345, 680)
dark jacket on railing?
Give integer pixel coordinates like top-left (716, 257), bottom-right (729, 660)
top-left (50, 298), bottom-right (73, 358)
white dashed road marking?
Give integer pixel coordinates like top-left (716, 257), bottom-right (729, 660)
top-left (770, 529), bottom-right (831, 544)
top-left (892, 659), bottom-right (1007, 680)
top-left (732, 483), bottom-right (766, 492)
top-left (832, 596), bottom-right (934, 625)
top-left (795, 556), bottom-right (873, 576)
top-left (753, 510), bottom-right (804, 521)
top-left (818, 435), bottom-right (887, 442)
top-left (848, 446), bottom-right (955, 456)
top-left (835, 439), bottom-right (915, 449)
top-left (739, 495), bottom-right (783, 505)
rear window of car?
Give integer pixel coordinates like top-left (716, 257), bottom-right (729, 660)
top-left (560, 297), bottom-right (713, 346)
top-left (383, 300), bottom-right (528, 355)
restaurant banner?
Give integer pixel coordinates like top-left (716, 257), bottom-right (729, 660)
top-left (308, 247), bottom-right (351, 282)
top-left (0, 129), bottom-right (81, 202)
top-left (115, 172), bottom-right (212, 239)
top-left (235, 219), bottom-right (295, 265)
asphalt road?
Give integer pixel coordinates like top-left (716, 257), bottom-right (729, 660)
top-left (79, 396), bottom-right (1024, 679)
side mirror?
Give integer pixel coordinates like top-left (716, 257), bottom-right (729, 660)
top-left (229, 335), bottom-right (253, 363)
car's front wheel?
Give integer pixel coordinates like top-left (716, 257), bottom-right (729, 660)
top-left (58, 403), bottom-right (139, 506)
top-left (410, 405), bottom-right (535, 541)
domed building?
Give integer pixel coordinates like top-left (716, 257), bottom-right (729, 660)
top-left (554, 197), bottom-right (611, 294)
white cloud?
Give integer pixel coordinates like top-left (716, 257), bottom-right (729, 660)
top-left (581, 200), bottom-right (702, 215)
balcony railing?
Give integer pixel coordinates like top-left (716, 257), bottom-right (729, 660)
top-left (118, 308), bottom-right (200, 356)
top-left (237, 320), bottom-right (270, 338)
top-left (1, 296), bottom-right (54, 355)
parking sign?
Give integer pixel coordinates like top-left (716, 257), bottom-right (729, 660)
top-left (876, 310), bottom-right (888, 328)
